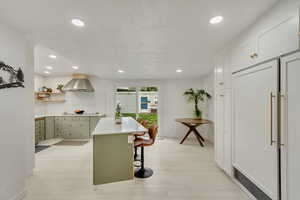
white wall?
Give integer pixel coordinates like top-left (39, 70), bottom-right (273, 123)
top-left (34, 74), bottom-right (46, 115)
top-left (35, 76), bottom-right (215, 141)
top-left (201, 73), bottom-right (215, 143)
top-left (0, 24), bottom-right (34, 200)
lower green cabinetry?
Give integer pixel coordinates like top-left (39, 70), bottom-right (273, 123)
top-left (45, 117), bottom-right (55, 139)
top-left (35, 117), bottom-right (45, 145)
top-left (36, 116), bottom-right (102, 143)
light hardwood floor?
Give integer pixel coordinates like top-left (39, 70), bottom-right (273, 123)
top-left (25, 139), bottom-right (249, 200)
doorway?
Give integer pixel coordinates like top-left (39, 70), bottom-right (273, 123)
top-left (115, 86), bottom-right (159, 128)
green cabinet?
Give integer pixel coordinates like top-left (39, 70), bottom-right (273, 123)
top-left (37, 116), bottom-right (102, 141)
top-left (45, 116), bottom-right (55, 139)
top-left (35, 118), bottom-right (45, 144)
top-left (54, 116), bottom-right (63, 137)
top-left (54, 116), bottom-right (91, 139)
top-left (93, 133), bottom-right (134, 185)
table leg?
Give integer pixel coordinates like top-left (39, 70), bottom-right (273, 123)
top-left (180, 129), bottom-right (192, 144)
top-left (193, 131), bottom-right (204, 147)
top-left (193, 128), bottom-right (205, 142)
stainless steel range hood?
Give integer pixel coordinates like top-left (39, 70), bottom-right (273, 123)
top-left (63, 74), bottom-right (94, 92)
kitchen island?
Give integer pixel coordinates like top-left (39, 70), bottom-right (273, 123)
top-left (92, 117), bottom-right (147, 185)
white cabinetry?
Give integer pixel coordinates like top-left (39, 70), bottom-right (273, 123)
top-left (232, 60), bottom-right (279, 200)
top-left (231, 9), bottom-right (299, 73)
top-left (256, 15), bottom-right (299, 63)
top-left (230, 38), bottom-right (257, 73)
top-left (214, 49), bottom-right (233, 176)
top-left (280, 52), bottom-right (300, 200)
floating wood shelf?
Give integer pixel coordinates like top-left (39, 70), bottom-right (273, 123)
top-left (35, 92), bottom-right (65, 95)
top-left (36, 99), bottom-right (66, 103)
top-left (35, 91), bottom-right (66, 102)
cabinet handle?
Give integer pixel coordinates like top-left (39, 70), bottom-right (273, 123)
top-left (220, 94), bottom-right (224, 97)
top-left (219, 82), bottom-right (224, 85)
top-left (250, 53), bottom-right (258, 59)
top-left (270, 92), bottom-right (276, 146)
top-left (280, 94), bottom-right (285, 146)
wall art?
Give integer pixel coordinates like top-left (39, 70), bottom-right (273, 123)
top-left (0, 61), bottom-right (24, 89)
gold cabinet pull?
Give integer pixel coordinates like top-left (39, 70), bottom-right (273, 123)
top-left (270, 92), bottom-right (276, 146)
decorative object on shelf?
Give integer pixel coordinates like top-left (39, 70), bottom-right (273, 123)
top-left (74, 110), bottom-right (85, 114)
top-left (183, 88), bottom-right (211, 119)
top-left (57, 84), bottom-right (64, 93)
top-left (0, 61), bottom-right (24, 89)
top-left (115, 102), bottom-right (122, 124)
top-left (35, 87), bottom-right (66, 102)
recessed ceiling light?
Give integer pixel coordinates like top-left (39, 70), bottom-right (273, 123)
top-left (72, 66), bottom-right (79, 70)
top-left (71, 18), bottom-right (85, 27)
top-left (44, 71), bottom-right (50, 74)
top-left (118, 70), bottom-right (124, 73)
top-left (176, 69), bottom-right (183, 73)
top-left (49, 54), bottom-right (57, 59)
top-left (45, 66), bottom-right (53, 70)
top-left (209, 16), bottom-right (223, 24)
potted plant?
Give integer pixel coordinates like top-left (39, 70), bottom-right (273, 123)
top-left (57, 84), bottom-right (64, 93)
top-left (115, 102), bottom-right (122, 124)
top-left (183, 88), bottom-right (211, 119)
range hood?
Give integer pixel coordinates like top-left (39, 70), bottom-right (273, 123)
top-left (63, 74), bottom-right (94, 92)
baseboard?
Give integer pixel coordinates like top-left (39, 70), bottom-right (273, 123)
top-left (9, 189), bottom-right (26, 200)
top-left (232, 178), bottom-right (258, 200)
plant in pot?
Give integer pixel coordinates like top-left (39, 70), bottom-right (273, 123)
top-left (115, 102), bottom-right (122, 124)
top-left (57, 84), bottom-right (64, 93)
top-left (183, 88), bottom-right (211, 119)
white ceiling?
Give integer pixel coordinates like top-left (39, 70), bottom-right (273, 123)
top-left (0, 0), bottom-right (278, 79)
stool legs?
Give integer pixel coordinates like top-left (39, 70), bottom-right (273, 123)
top-left (134, 147), bottom-right (153, 178)
top-left (134, 146), bottom-right (138, 160)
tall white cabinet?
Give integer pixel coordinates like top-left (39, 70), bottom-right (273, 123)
top-left (232, 60), bottom-right (279, 200)
top-left (280, 52), bottom-right (300, 200)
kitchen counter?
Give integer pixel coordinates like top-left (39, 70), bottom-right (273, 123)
top-left (35, 113), bottom-right (105, 119)
top-left (93, 117), bottom-right (147, 185)
top-left (92, 117), bottom-right (148, 136)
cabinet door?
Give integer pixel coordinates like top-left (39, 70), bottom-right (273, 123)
top-left (233, 60), bottom-right (279, 200)
top-left (256, 15), bottom-right (299, 62)
top-left (215, 89), bottom-right (225, 168)
top-left (280, 52), bottom-right (300, 200)
top-left (45, 117), bottom-right (55, 139)
top-left (77, 121), bottom-right (90, 139)
top-left (230, 38), bottom-right (256, 73)
top-left (35, 120), bottom-right (40, 144)
top-left (223, 89), bottom-right (233, 175)
top-left (40, 120), bottom-right (45, 141)
top-left (54, 117), bottom-right (63, 137)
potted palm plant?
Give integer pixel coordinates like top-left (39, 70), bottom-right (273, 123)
top-left (183, 88), bottom-right (211, 119)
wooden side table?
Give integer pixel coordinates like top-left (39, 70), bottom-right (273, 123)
top-left (175, 118), bottom-right (212, 147)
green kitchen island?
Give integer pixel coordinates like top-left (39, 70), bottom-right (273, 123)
top-left (92, 117), bottom-right (147, 185)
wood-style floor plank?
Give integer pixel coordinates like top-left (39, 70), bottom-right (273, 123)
top-left (24, 139), bottom-right (249, 200)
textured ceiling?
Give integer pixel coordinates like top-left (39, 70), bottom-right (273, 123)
top-left (0, 0), bottom-right (278, 79)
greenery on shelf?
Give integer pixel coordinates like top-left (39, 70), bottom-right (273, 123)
top-left (183, 88), bottom-right (211, 118)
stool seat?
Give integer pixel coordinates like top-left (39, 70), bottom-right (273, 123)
top-left (134, 138), bottom-right (154, 147)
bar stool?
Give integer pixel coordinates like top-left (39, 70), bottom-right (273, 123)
top-left (134, 125), bottom-right (158, 178)
top-left (134, 119), bottom-right (148, 161)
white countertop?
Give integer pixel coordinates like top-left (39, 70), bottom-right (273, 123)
top-left (35, 114), bottom-right (105, 118)
top-left (92, 117), bottom-right (148, 136)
